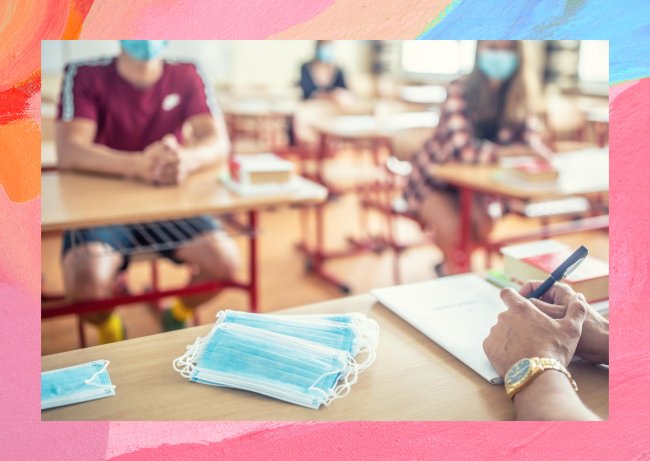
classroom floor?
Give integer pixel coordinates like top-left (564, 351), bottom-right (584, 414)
top-left (41, 191), bottom-right (609, 355)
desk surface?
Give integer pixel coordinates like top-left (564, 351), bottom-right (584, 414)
top-left (311, 111), bottom-right (439, 140)
top-left (41, 294), bottom-right (608, 421)
top-left (432, 148), bottom-right (609, 200)
top-left (400, 85), bottom-right (447, 105)
top-left (42, 142), bottom-right (58, 168)
top-left (221, 99), bottom-right (298, 117)
top-left (42, 169), bottom-right (327, 233)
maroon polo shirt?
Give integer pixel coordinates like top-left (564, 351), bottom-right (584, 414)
top-left (57, 57), bottom-right (219, 152)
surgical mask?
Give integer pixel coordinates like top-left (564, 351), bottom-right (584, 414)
top-left (41, 360), bottom-right (116, 410)
top-left (478, 49), bottom-right (518, 81)
top-left (120, 40), bottom-right (168, 61)
top-left (174, 323), bottom-right (359, 409)
top-left (213, 310), bottom-right (378, 370)
top-left (316, 45), bottom-right (335, 63)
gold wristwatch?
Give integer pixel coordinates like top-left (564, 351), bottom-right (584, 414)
top-left (504, 357), bottom-right (578, 400)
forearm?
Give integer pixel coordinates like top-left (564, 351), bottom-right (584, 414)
top-left (182, 133), bottom-right (228, 172)
top-left (57, 139), bottom-right (139, 178)
top-left (513, 371), bottom-right (600, 421)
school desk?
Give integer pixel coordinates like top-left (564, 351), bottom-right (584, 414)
top-left (399, 84), bottom-right (447, 107)
top-left (431, 147), bottom-right (610, 272)
top-left (41, 168), bottom-right (328, 347)
top-left (297, 111), bottom-right (440, 293)
top-left (584, 107), bottom-right (609, 148)
top-left (41, 142), bottom-right (58, 172)
top-left (220, 97), bottom-right (298, 153)
top-left (41, 293), bottom-right (609, 421)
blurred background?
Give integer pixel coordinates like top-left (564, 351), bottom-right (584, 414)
top-left (41, 41), bottom-right (609, 354)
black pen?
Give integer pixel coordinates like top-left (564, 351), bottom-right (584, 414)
top-left (526, 245), bottom-right (589, 299)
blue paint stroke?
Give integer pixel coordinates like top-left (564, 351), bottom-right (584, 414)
top-left (419, 0), bottom-right (650, 84)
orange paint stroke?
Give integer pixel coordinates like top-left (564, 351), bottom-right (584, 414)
top-left (0, 119), bottom-right (41, 202)
top-left (63, 0), bottom-right (96, 39)
top-left (270, 0), bottom-right (450, 39)
top-left (0, 0), bottom-right (69, 92)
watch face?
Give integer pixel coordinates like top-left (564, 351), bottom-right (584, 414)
top-left (506, 358), bottom-right (531, 385)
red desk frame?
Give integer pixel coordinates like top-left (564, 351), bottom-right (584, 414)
top-left (42, 210), bottom-right (260, 348)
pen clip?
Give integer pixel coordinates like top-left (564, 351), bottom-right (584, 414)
top-left (562, 256), bottom-right (587, 279)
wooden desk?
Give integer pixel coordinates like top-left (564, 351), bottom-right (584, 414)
top-left (298, 111), bottom-right (439, 292)
top-left (221, 98), bottom-right (298, 152)
top-left (431, 148), bottom-right (609, 271)
top-left (310, 111), bottom-right (439, 140)
top-left (42, 168), bottom-right (326, 233)
top-left (41, 142), bottom-right (58, 172)
top-left (400, 85), bottom-right (447, 106)
top-left (42, 169), bottom-right (327, 345)
top-left (41, 294), bottom-right (609, 421)
top-left (432, 148), bottom-right (609, 201)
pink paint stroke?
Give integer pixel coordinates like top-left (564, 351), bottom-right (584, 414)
top-left (105, 422), bottom-right (293, 458)
top-left (0, 187), bottom-right (40, 301)
top-left (0, 281), bottom-right (110, 460)
top-left (80, 0), bottom-right (333, 39)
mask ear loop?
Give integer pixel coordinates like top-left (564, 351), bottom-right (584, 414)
top-left (308, 353), bottom-right (360, 407)
top-left (215, 310), bottom-right (227, 325)
top-left (172, 336), bottom-right (206, 379)
top-left (84, 360), bottom-right (116, 391)
top-left (350, 318), bottom-right (379, 372)
top-left (324, 355), bottom-right (359, 406)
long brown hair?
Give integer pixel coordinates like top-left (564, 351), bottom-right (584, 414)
top-left (463, 41), bottom-right (530, 129)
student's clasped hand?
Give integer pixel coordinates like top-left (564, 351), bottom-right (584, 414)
top-left (521, 282), bottom-right (609, 365)
top-left (483, 287), bottom-right (587, 377)
top-left (137, 135), bottom-right (190, 186)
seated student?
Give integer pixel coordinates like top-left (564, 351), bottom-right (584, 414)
top-left (56, 40), bottom-right (240, 343)
top-left (483, 281), bottom-right (609, 420)
top-left (299, 40), bottom-right (351, 101)
top-left (404, 40), bottom-right (553, 275)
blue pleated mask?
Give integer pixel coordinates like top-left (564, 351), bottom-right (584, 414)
top-left (174, 322), bottom-right (360, 409)
top-left (213, 310), bottom-right (377, 370)
top-left (41, 360), bottom-right (116, 410)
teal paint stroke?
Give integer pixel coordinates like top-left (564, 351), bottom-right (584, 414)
top-left (419, 0), bottom-right (650, 84)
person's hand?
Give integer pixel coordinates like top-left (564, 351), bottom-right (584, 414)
top-left (521, 281), bottom-right (609, 364)
top-left (483, 287), bottom-right (587, 377)
top-left (152, 135), bottom-right (190, 185)
top-left (134, 139), bottom-right (171, 184)
top-left (137, 135), bottom-right (188, 185)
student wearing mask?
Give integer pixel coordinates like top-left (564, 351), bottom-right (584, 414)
top-left (56, 40), bottom-right (240, 344)
top-left (405, 40), bottom-right (552, 275)
top-left (299, 40), bottom-right (350, 101)
top-left (484, 281), bottom-right (609, 420)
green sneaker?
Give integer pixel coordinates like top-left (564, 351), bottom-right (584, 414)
top-left (162, 308), bottom-right (187, 332)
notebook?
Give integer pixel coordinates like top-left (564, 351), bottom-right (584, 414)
top-left (372, 274), bottom-right (505, 384)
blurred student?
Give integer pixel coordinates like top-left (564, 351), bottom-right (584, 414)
top-left (484, 282), bottom-right (609, 420)
top-left (56, 40), bottom-right (239, 343)
top-left (299, 40), bottom-right (351, 102)
top-left (405, 40), bottom-right (552, 275)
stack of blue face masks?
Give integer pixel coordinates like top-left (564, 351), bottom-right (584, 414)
top-left (41, 360), bottom-right (116, 410)
top-left (173, 310), bottom-right (378, 409)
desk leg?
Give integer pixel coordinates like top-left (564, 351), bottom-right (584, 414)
top-left (248, 210), bottom-right (259, 312)
top-left (457, 186), bottom-right (473, 273)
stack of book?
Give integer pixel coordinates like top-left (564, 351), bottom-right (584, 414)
top-left (487, 240), bottom-right (609, 305)
top-left (222, 153), bottom-right (296, 196)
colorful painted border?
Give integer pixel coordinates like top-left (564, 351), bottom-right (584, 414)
top-left (1, 1), bottom-right (649, 459)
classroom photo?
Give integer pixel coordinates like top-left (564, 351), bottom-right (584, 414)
top-left (40, 39), bottom-right (609, 421)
